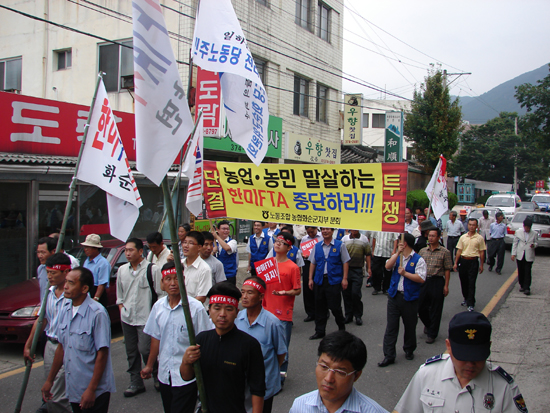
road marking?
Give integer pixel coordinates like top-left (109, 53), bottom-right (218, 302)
top-left (481, 269), bottom-right (518, 317)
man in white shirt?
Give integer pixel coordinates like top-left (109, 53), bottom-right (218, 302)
top-left (445, 211), bottom-right (465, 266)
top-left (182, 231), bottom-right (213, 303)
top-left (404, 207), bottom-right (418, 235)
top-left (146, 232), bottom-right (171, 271)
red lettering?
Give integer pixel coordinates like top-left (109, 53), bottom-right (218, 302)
top-left (277, 192), bottom-right (289, 208)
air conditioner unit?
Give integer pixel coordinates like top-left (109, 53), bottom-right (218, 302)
top-left (121, 75), bottom-right (134, 90)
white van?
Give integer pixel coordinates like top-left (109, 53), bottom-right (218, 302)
top-left (485, 193), bottom-right (521, 220)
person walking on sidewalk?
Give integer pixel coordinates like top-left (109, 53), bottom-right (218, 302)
top-left (418, 228), bottom-right (452, 344)
top-left (487, 212), bottom-right (507, 274)
top-left (453, 219), bottom-right (486, 312)
top-left (511, 217), bottom-right (538, 296)
top-left (445, 211), bottom-right (465, 266)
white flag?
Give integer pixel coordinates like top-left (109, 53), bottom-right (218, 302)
top-left (77, 79), bottom-right (142, 241)
top-left (183, 115), bottom-right (204, 217)
top-left (425, 155), bottom-right (448, 220)
top-left (192, 0), bottom-right (269, 166)
top-left (132, 0), bottom-right (194, 186)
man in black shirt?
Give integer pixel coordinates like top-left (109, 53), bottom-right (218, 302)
top-left (413, 221), bottom-right (437, 253)
top-left (180, 282), bottom-right (265, 413)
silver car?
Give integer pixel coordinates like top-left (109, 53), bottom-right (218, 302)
top-left (504, 212), bottom-right (550, 248)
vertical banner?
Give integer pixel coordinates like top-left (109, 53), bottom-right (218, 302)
top-left (384, 111), bottom-right (403, 163)
top-left (425, 155), bottom-right (448, 220)
top-left (195, 68), bottom-right (223, 137)
top-left (343, 94), bottom-right (362, 146)
top-left (132, 0), bottom-right (194, 186)
top-left (183, 116), bottom-right (205, 217)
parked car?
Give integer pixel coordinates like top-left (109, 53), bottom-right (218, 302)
top-left (468, 207), bottom-right (507, 224)
top-left (485, 193), bottom-right (522, 221)
top-left (518, 201), bottom-right (540, 212)
top-left (531, 194), bottom-right (550, 212)
top-left (504, 212), bottom-right (550, 248)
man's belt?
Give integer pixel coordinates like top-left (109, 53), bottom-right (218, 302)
top-left (448, 236), bottom-right (460, 238)
top-left (426, 274), bottom-right (445, 278)
top-left (492, 237), bottom-right (504, 240)
top-left (460, 256), bottom-right (478, 260)
top-left (46, 336), bottom-right (59, 345)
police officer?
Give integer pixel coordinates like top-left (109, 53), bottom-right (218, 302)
top-left (394, 311), bottom-right (527, 413)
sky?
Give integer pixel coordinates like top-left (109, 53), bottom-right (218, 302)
top-left (342, 0), bottom-right (550, 102)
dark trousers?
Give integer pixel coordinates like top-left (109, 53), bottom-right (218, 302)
top-left (121, 322), bottom-right (156, 387)
top-left (382, 292), bottom-right (419, 359)
top-left (343, 267), bottom-right (363, 319)
top-left (159, 380), bottom-right (197, 413)
top-left (225, 276), bottom-right (237, 285)
top-left (517, 258), bottom-right (533, 290)
top-left (302, 261), bottom-right (315, 318)
top-left (446, 236), bottom-right (460, 265)
top-left (488, 238), bottom-right (505, 272)
top-left (418, 276), bottom-right (445, 339)
top-left (313, 277), bottom-right (345, 334)
top-left (371, 255), bottom-right (392, 292)
top-left (70, 391), bottom-right (110, 413)
top-left (458, 258), bottom-right (479, 307)
top-left (263, 396), bottom-right (273, 413)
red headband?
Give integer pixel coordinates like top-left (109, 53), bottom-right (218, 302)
top-left (162, 267), bottom-right (177, 278)
top-left (243, 280), bottom-right (265, 294)
top-left (276, 235), bottom-right (293, 247)
top-left (210, 295), bottom-right (239, 307)
top-left (46, 265), bottom-right (71, 271)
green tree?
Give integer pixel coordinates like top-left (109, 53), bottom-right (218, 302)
top-left (404, 67), bottom-right (463, 172)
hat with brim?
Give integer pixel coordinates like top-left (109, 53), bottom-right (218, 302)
top-left (419, 220), bottom-right (437, 232)
top-left (459, 209), bottom-right (468, 215)
top-left (448, 311), bottom-right (491, 361)
top-left (81, 234), bottom-right (102, 248)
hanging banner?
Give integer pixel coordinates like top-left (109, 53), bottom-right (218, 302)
top-left (195, 68), bottom-right (223, 137)
top-left (343, 94), bottom-right (362, 146)
top-left (384, 111), bottom-right (403, 163)
top-left (202, 161), bottom-right (408, 232)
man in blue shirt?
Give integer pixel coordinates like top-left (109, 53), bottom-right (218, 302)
top-left (236, 276), bottom-right (287, 413)
top-left (82, 234), bottom-right (111, 305)
top-left (290, 331), bottom-right (387, 413)
top-left (42, 267), bottom-right (115, 413)
top-left (212, 220), bottom-right (239, 285)
top-left (487, 212), bottom-right (507, 274)
top-left (36, 236), bottom-right (57, 301)
top-left (247, 221), bottom-right (273, 275)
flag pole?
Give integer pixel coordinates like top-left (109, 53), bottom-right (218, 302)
top-left (14, 73), bottom-right (104, 413)
top-left (161, 176), bottom-right (208, 412)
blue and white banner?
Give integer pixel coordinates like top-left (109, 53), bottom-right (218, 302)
top-left (192, 0), bottom-right (269, 166)
top-left (132, 0), bottom-right (194, 186)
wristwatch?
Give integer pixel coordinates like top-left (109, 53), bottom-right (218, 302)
top-left (93, 297), bottom-right (100, 301)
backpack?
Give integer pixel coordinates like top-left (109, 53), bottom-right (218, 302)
top-left (146, 263), bottom-right (158, 306)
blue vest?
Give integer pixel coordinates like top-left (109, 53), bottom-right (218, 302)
top-left (272, 245), bottom-right (299, 264)
top-left (249, 235), bottom-right (270, 264)
top-left (387, 253), bottom-right (423, 301)
top-left (218, 237), bottom-right (237, 278)
top-left (314, 240), bottom-right (343, 286)
top-left (336, 229), bottom-right (345, 241)
top-left (263, 227), bottom-right (280, 241)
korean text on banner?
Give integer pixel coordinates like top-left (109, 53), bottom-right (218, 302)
top-left (183, 115), bottom-right (204, 216)
top-left (254, 257), bottom-right (280, 284)
top-left (76, 79), bottom-right (142, 241)
top-left (384, 111), bottom-right (403, 163)
top-left (203, 161), bottom-right (408, 232)
top-left (192, 0), bottom-right (269, 166)
top-left (425, 155), bottom-right (448, 220)
top-left (300, 238), bottom-right (318, 258)
top-left (132, 0), bottom-right (194, 186)
top-left (343, 94), bottom-right (362, 146)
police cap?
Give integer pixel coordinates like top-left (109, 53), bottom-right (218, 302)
top-left (448, 311), bottom-right (491, 361)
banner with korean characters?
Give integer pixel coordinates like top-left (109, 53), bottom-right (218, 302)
top-left (254, 257), bottom-right (280, 284)
top-left (343, 94), bottom-right (363, 145)
top-left (202, 161), bottom-right (408, 232)
top-left (384, 111), bottom-right (403, 163)
top-left (285, 133), bottom-right (340, 164)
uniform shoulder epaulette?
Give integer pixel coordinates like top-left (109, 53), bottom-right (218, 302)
top-left (424, 354), bottom-right (444, 365)
top-left (495, 366), bottom-right (514, 384)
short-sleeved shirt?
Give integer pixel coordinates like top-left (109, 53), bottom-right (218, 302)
top-left (84, 254), bottom-right (111, 288)
top-left (490, 221), bottom-right (507, 239)
top-left (56, 296), bottom-right (115, 403)
top-left (37, 264), bottom-right (48, 303)
top-left (149, 246), bottom-right (171, 271)
top-left (446, 219), bottom-right (465, 237)
top-left (456, 232), bottom-right (486, 258)
top-left (394, 354), bottom-right (524, 413)
top-left (44, 286), bottom-right (70, 340)
top-left (299, 232), bottom-right (323, 259)
top-left (182, 256), bottom-right (212, 300)
top-left (308, 239), bottom-right (351, 274)
top-left (267, 247), bottom-right (305, 267)
top-left (405, 220), bottom-right (419, 235)
top-left (235, 308), bottom-right (287, 399)
top-left (144, 295), bottom-right (213, 387)
top-left (373, 232), bottom-right (399, 257)
top-left (419, 245), bottom-right (452, 277)
top-left (290, 388), bottom-right (388, 413)
top-left (245, 232), bottom-right (273, 255)
top-left (262, 259), bottom-right (301, 322)
top-left (202, 254), bottom-right (227, 285)
top-left (478, 217), bottom-right (495, 240)
top-left (195, 327), bottom-right (265, 413)
top-left (342, 234), bottom-right (371, 268)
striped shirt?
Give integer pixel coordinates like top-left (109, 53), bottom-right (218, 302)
top-left (372, 232), bottom-right (399, 258)
top-left (419, 245), bottom-right (452, 277)
top-left (290, 388), bottom-right (388, 413)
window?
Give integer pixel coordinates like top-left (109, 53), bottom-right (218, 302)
top-left (362, 113), bottom-right (369, 128)
top-left (56, 49), bottom-right (72, 70)
top-left (0, 57), bottom-right (22, 92)
top-left (372, 113), bottom-right (385, 128)
top-left (293, 76), bottom-right (309, 117)
top-left (316, 84), bottom-right (328, 123)
top-left (295, 0), bottom-right (311, 31)
top-left (254, 57), bottom-right (266, 85)
top-left (318, 2), bottom-right (331, 42)
top-left (99, 40), bottom-right (133, 92)
top-left (256, 0), bottom-right (267, 5)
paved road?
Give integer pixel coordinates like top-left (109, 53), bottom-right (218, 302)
top-left (1, 246), bottom-right (541, 413)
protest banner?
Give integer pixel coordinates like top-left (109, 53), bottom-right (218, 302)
top-left (425, 155), bottom-right (448, 220)
top-left (254, 257), bottom-right (280, 284)
top-left (203, 161), bottom-right (407, 232)
top-left (300, 238), bottom-right (318, 258)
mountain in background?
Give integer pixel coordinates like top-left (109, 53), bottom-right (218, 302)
top-left (454, 63), bottom-right (549, 124)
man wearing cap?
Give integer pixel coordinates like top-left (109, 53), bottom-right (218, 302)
top-left (512, 217), bottom-right (538, 296)
top-left (487, 212), bottom-right (507, 274)
top-left (180, 282), bottom-right (266, 413)
top-left (445, 211), bottom-right (465, 267)
top-left (453, 218), bottom-right (486, 312)
top-left (300, 226), bottom-right (323, 322)
top-left (247, 221), bottom-right (273, 275)
top-left (418, 227), bottom-right (452, 344)
top-left (458, 209), bottom-right (469, 232)
top-left (378, 233), bottom-right (427, 367)
top-left (393, 311), bottom-right (527, 413)
top-left (236, 276), bottom-right (287, 413)
top-left (82, 234), bottom-right (111, 306)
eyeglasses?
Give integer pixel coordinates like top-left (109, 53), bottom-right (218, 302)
top-left (316, 362), bottom-right (356, 378)
top-left (274, 240), bottom-right (289, 246)
top-left (182, 241), bottom-right (198, 246)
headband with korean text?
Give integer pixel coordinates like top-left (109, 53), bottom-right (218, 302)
top-left (210, 295), bottom-right (239, 307)
top-left (243, 279), bottom-right (266, 294)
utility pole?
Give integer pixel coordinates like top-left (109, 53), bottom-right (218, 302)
top-left (514, 117), bottom-right (518, 195)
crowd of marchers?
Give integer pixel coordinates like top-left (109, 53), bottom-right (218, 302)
top-left (25, 213), bottom-right (532, 412)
